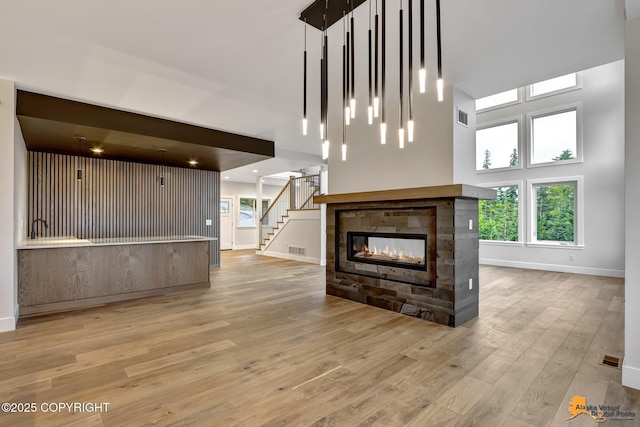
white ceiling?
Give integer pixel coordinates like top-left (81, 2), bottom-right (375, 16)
top-left (0, 0), bottom-right (627, 178)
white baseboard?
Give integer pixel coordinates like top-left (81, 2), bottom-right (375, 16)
top-left (480, 258), bottom-right (624, 278)
top-left (233, 244), bottom-right (258, 250)
top-left (259, 251), bottom-right (321, 265)
top-left (0, 315), bottom-right (17, 333)
top-left (622, 362), bottom-right (640, 391)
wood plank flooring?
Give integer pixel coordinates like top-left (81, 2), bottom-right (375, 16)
top-left (1, 250), bottom-right (639, 426)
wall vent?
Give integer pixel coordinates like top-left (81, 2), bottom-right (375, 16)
top-left (457, 108), bottom-right (469, 127)
top-left (289, 246), bottom-right (306, 256)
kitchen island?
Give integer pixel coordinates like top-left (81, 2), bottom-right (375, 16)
top-left (17, 235), bottom-right (215, 317)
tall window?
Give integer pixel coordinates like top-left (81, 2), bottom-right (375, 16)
top-left (238, 198), bottom-right (269, 227)
top-left (479, 185), bottom-right (520, 242)
top-left (476, 121), bottom-right (519, 171)
top-left (530, 108), bottom-right (578, 165)
top-left (529, 179), bottom-right (581, 245)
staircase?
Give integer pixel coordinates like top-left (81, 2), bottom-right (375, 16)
top-left (259, 174), bottom-right (321, 251)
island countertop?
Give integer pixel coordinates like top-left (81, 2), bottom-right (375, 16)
top-left (17, 235), bottom-right (217, 250)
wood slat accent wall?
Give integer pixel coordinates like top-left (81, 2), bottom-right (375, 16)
top-left (27, 152), bottom-right (220, 266)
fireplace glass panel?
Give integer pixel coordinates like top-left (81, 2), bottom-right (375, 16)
top-left (347, 232), bottom-right (427, 271)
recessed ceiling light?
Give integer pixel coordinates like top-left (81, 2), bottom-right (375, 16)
top-left (188, 160), bottom-right (198, 166)
top-left (90, 147), bottom-right (104, 154)
top-left (224, 176), bottom-right (230, 180)
top-left (261, 179), bottom-right (265, 183)
top-left (252, 169), bottom-right (258, 173)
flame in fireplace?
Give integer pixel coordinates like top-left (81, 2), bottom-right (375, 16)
top-left (356, 243), bottom-right (424, 264)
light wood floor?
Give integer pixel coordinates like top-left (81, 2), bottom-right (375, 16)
top-left (1, 250), bottom-right (638, 426)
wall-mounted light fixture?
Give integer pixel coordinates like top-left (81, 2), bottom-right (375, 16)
top-left (74, 136), bottom-right (85, 181)
top-left (158, 148), bottom-right (167, 187)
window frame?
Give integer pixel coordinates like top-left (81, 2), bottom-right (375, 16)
top-left (526, 103), bottom-right (583, 169)
top-left (237, 197), bottom-right (271, 228)
top-left (526, 176), bottom-right (584, 248)
top-left (526, 72), bottom-right (582, 101)
top-left (475, 115), bottom-right (524, 173)
top-left (478, 181), bottom-right (524, 246)
top-left (476, 88), bottom-right (524, 113)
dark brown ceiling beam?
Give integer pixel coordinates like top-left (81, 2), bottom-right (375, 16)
top-left (16, 91), bottom-right (274, 157)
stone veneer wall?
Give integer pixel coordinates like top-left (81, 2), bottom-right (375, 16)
top-left (326, 197), bottom-right (479, 327)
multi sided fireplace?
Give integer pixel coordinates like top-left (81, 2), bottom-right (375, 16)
top-left (347, 232), bottom-right (427, 271)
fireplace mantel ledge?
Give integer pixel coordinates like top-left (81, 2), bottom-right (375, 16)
top-left (314, 184), bottom-right (496, 205)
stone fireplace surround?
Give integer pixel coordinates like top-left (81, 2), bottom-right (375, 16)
top-left (315, 185), bottom-right (496, 327)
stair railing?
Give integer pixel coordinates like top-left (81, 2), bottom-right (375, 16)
top-left (259, 174), bottom-right (321, 247)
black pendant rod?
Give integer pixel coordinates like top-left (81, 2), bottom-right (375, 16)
top-left (408, 0), bottom-right (413, 120)
top-left (346, 15), bottom-right (350, 107)
top-left (436, 0), bottom-right (442, 80)
top-left (420, 0), bottom-right (425, 70)
top-left (374, 0), bottom-right (379, 105)
top-left (343, 25), bottom-right (347, 142)
top-left (350, 2), bottom-right (355, 108)
top-left (399, 1), bottom-right (403, 127)
top-left (381, 0), bottom-right (386, 123)
top-left (368, 1), bottom-right (372, 110)
top-left (320, 34), bottom-right (325, 137)
top-left (324, 31), bottom-right (328, 136)
top-left (303, 20), bottom-right (307, 124)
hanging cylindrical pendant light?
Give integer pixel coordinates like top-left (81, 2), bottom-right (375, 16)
top-left (380, 0), bottom-right (387, 144)
top-left (320, 32), bottom-right (325, 141)
top-left (419, 0), bottom-right (426, 93)
top-left (374, 0), bottom-right (380, 118)
top-left (368, 1), bottom-right (373, 125)
top-left (342, 13), bottom-right (348, 161)
top-left (303, 19), bottom-right (308, 136)
top-left (75, 136), bottom-right (85, 181)
top-left (398, 0), bottom-right (404, 149)
top-left (350, 1), bottom-right (356, 119)
top-left (322, 4), bottom-right (330, 159)
top-left (408, 0), bottom-right (415, 142)
top-left (436, 0), bottom-right (443, 102)
top-left (345, 11), bottom-right (351, 125)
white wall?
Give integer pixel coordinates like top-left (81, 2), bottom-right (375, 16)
top-left (261, 210), bottom-right (322, 264)
top-left (455, 61), bottom-right (626, 277)
top-left (327, 81), bottom-right (455, 194)
top-left (14, 119), bottom-right (27, 243)
top-left (623, 16), bottom-right (640, 391)
top-left (0, 79), bottom-right (17, 332)
top-left (220, 180), bottom-right (284, 249)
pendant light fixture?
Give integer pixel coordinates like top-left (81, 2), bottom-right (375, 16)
top-left (373, 0), bottom-right (380, 118)
top-left (398, 0), bottom-right (404, 149)
top-left (349, 0), bottom-right (356, 119)
top-left (419, 0), bottom-right (426, 93)
top-left (321, 2), bottom-right (330, 160)
top-left (343, 13), bottom-right (348, 161)
top-left (320, 32), bottom-right (325, 141)
top-left (159, 148), bottom-right (166, 187)
top-left (367, 1), bottom-right (373, 125)
top-left (407, 0), bottom-right (415, 142)
top-left (75, 136), bottom-right (85, 181)
top-left (380, 0), bottom-right (387, 144)
top-left (345, 11), bottom-right (351, 125)
top-left (436, 0), bottom-right (444, 102)
top-left (302, 19), bottom-right (308, 136)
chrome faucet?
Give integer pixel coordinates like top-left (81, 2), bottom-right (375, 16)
top-left (30, 219), bottom-right (48, 240)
